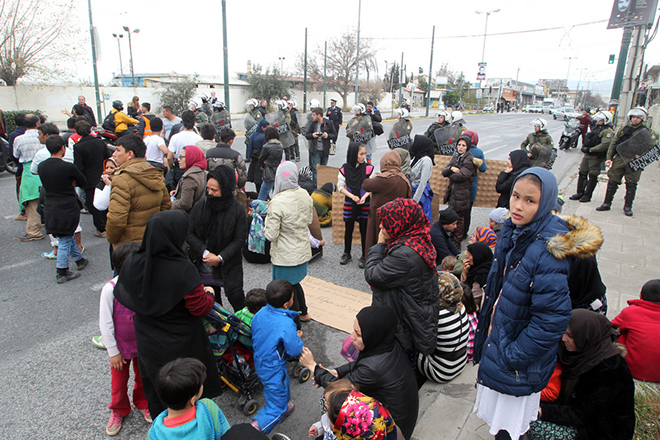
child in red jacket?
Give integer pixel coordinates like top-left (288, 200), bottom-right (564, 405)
top-left (612, 279), bottom-right (660, 382)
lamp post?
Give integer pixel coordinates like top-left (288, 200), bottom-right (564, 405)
top-left (475, 9), bottom-right (499, 111)
top-left (122, 26), bottom-right (140, 87)
top-left (564, 56), bottom-right (577, 104)
top-left (278, 57), bottom-right (285, 72)
top-left (112, 33), bottom-right (124, 86)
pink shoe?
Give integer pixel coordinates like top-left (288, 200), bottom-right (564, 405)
top-left (106, 411), bottom-right (123, 436)
top-left (251, 420), bottom-right (262, 431)
top-left (281, 401), bottom-right (295, 420)
top-left (139, 407), bottom-right (152, 423)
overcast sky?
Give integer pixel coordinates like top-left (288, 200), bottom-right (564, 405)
top-left (77, 0), bottom-right (660, 99)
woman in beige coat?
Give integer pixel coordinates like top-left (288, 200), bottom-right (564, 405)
top-left (265, 161), bottom-right (314, 322)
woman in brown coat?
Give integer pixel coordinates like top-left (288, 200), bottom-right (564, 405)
top-left (362, 150), bottom-right (412, 256)
top-left (171, 145), bottom-right (208, 213)
top-left (442, 135), bottom-right (476, 245)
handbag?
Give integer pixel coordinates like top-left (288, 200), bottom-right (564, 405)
top-left (329, 141), bottom-right (337, 155)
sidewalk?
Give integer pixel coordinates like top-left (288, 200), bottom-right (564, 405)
top-left (412, 162), bottom-right (660, 440)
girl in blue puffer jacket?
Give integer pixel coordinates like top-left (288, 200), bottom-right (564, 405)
top-left (472, 167), bottom-right (572, 440)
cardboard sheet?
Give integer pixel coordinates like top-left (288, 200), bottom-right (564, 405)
top-left (300, 276), bottom-right (372, 334)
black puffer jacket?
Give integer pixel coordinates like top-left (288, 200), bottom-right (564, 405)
top-left (365, 242), bottom-right (440, 356)
top-left (257, 139), bottom-right (283, 183)
top-left (442, 150), bottom-right (476, 213)
top-left (314, 343), bottom-right (419, 440)
top-left (495, 150), bottom-right (531, 209)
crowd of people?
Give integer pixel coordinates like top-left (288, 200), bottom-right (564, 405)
top-left (4, 96), bottom-right (659, 440)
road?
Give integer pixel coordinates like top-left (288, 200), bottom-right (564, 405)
top-left (0, 112), bottom-right (581, 439)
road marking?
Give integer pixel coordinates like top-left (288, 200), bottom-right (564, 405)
top-left (483, 144), bottom-right (511, 154)
top-left (0, 259), bottom-right (39, 271)
top-left (90, 281), bottom-right (108, 291)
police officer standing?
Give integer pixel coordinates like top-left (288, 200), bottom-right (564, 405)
top-left (569, 111), bottom-right (614, 202)
top-left (326, 98), bottom-right (342, 155)
top-left (596, 107), bottom-right (653, 216)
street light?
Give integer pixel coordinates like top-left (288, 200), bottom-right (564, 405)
top-left (278, 57), bottom-right (285, 72)
top-left (122, 26), bottom-right (140, 87)
top-left (475, 9), bottom-right (500, 63)
top-left (112, 33), bottom-right (124, 86)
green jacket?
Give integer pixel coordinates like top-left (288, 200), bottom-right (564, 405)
top-left (589, 125), bottom-right (615, 156)
top-left (521, 130), bottom-right (553, 153)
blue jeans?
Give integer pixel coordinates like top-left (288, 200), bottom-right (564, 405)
top-left (258, 180), bottom-right (275, 200)
top-left (309, 149), bottom-right (326, 186)
top-left (56, 235), bottom-right (83, 270)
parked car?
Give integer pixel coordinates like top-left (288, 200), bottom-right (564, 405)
top-left (553, 107), bottom-right (581, 120)
top-left (483, 104), bottom-right (494, 112)
top-left (526, 105), bottom-right (543, 113)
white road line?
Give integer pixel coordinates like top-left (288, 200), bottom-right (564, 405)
top-left (483, 144), bottom-right (511, 154)
top-left (0, 259), bottom-right (39, 271)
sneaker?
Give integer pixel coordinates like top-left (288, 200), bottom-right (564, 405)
top-left (94, 230), bottom-right (106, 238)
top-left (75, 258), bottom-right (89, 270)
top-left (281, 401), bottom-right (295, 421)
top-left (91, 335), bottom-right (106, 349)
top-left (80, 208), bottom-right (89, 214)
top-left (339, 253), bottom-right (352, 265)
top-left (139, 407), bottom-right (153, 423)
top-left (14, 213), bottom-right (27, 221)
top-left (106, 411), bottom-right (123, 436)
top-left (358, 256), bottom-right (365, 269)
top-left (56, 270), bottom-right (81, 284)
top-left (251, 420), bottom-right (262, 431)
top-left (20, 234), bottom-right (44, 242)
top-left (299, 314), bottom-right (312, 322)
top-left (272, 434), bottom-right (292, 440)
top-left (41, 250), bottom-right (57, 259)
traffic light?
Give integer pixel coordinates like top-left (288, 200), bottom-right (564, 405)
top-left (609, 54), bottom-right (615, 64)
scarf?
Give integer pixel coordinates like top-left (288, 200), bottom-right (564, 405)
top-left (465, 242), bottom-right (493, 288)
top-left (377, 150), bottom-right (412, 194)
top-left (438, 271), bottom-right (464, 314)
top-left (378, 198), bottom-right (437, 271)
top-left (198, 165), bottom-right (239, 254)
top-left (182, 144), bottom-right (207, 171)
top-left (248, 199), bottom-right (268, 254)
top-left (333, 391), bottom-right (398, 440)
top-left (272, 161), bottom-right (299, 197)
top-left (409, 134), bottom-right (435, 167)
top-left (114, 211), bottom-right (202, 316)
top-left (356, 306), bottom-right (398, 361)
top-left (342, 142), bottom-right (369, 194)
top-left (558, 309), bottom-right (620, 403)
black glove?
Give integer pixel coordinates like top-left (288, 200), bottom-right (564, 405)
top-left (581, 146), bottom-right (590, 154)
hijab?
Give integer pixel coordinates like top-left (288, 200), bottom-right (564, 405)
top-left (182, 144), bottom-right (207, 171)
top-left (199, 165), bottom-right (239, 254)
top-left (473, 226), bottom-right (498, 248)
top-left (378, 198), bottom-right (437, 271)
top-left (342, 142), bottom-right (369, 193)
top-left (455, 135), bottom-right (472, 161)
top-left (641, 279), bottom-right (660, 301)
top-left (377, 150), bottom-right (412, 195)
top-left (114, 210), bottom-right (202, 316)
top-left (438, 271), bottom-right (464, 313)
top-left (248, 199), bottom-right (269, 254)
top-left (465, 242), bottom-right (493, 288)
top-left (558, 309), bottom-right (620, 403)
top-left (272, 161), bottom-right (299, 197)
top-left (509, 149), bottom-right (532, 173)
top-left (409, 134), bottom-right (435, 167)
top-left (567, 256), bottom-right (606, 307)
top-left (512, 167), bottom-right (559, 226)
top-left (320, 182), bottom-right (336, 195)
top-left (393, 147), bottom-right (411, 177)
top-left (356, 306), bottom-right (398, 360)
top-left (333, 390), bottom-right (398, 440)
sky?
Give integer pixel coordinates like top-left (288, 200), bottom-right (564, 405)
top-left (71, 0), bottom-right (660, 99)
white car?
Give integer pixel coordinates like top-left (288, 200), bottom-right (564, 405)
top-left (483, 104), bottom-right (494, 112)
top-left (554, 107), bottom-right (581, 120)
top-left (526, 105), bottom-right (543, 113)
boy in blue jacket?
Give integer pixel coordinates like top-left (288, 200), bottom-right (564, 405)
top-left (250, 279), bottom-right (303, 433)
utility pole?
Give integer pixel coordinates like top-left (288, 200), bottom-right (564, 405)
top-left (618, 26), bottom-right (646, 126)
top-left (426, 26), bottom-right (435, 117)
top-left (87, 0), bottom-right (101, 122)
top-left (221, 0), bottom-right (230, 112)
top-left (354, 0), bottom-right (362, 105)
top-left (112, 34), bottom-right (124, 86)
top-left (303, 28), bottom-right (308, 113)
top-left (323, 41), bottom-right (328, 109)
top-left (398, 53), bottom-right (404, 109)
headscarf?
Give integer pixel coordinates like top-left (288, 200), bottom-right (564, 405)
top-left (333, 390), bottom-right (398, 440)
top-left (512, 167), bottom-right (559, 226)
top-left (463, 129), bottom-right (479, 147)
top-left (248, 199), bottom-right (268, 254)
top-left (182, 144), bottom-right (207, 171)
top-left (197, 165), bottom-right (239, 255)
top-left (567, 256), bottom-right (606, 307)
top-left (509, 149), bottom-right (532, 173)
top-left (641, 279), bottom-right (660, 301)
top-left (455, 135), bottom-right (472, 161)
top-left (465, 242), bottom-right (493, 289)
top-left (376, 150), bottom-right (412, 194)
top-left (438, 271), bottom-right (464, 313)
top-left (114, 210), bottom-right (202, 316)
top-left (320, 182), bottom-right (336, 195)
top-left (355, 306), bottom-right (398, 360)
top-left (473, 226), bottom-right (497, 248)
top-left (409, 134), bottom-right (435, 167)
top-left (342, 142), bottom-right (369, 194)
top-left (558, 309), bottom-right (620, 403)
top-left (272, 161), bottom-right (299, 197)
top-left (377, 198), bottom-right (437, 270)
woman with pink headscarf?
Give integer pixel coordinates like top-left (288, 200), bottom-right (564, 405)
top-left (170, 145), bottom-right (208, 213)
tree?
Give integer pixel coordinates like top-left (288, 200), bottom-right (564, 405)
top-left (0, 0), bottom-right (80, 86)
top-left (299, 30), bottom-right (377, 109)
top-left (383, 62), bottom-right (400, 93)
top-left (443, 90), bottom-right (460, 107)
top-left (156, 75), bottom-right (198, 116)
top-left (246, 65), bottom-right (291, 110)
top-left (359, 80), bottom-right (386, 106)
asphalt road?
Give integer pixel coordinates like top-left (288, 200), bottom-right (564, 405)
top-left (0, 112), bottom-right (581, 439)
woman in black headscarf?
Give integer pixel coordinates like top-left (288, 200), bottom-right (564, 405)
top-left (567, 256), bottom-right (607, 314)
top-left (529, 309), bottom-right (635, 440)
top-left (114, 210), bottom-right (222, 418)
top-left (187, 165), bottom-right (247, 312)
top-left (337, 142), bottom-right (374, 267)
top-left (299, 306), bottom-right (419, 440)
top-left (496, 150), bottom-right (531, 209)
top-left (409, 135), bottom-right (435, 222)
top-left (461, 242), bottom-right (493, 308)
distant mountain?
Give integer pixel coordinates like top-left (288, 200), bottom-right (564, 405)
top-left (568, 78), bottom-right (614, 101)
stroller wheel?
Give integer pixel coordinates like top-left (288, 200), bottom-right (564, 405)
top-left (298, 367), bottom-right (311, 383)
top-left (243, 399), bottom-right (258, 416)
top-left (292, 363), bottom-right (304, 378)
top-left (237, 395), bottom-right (248, 407)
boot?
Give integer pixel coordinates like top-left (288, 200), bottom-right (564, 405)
top-left (624, 182), bottom-right (637, 216)
top-left (596, 181), bottom-right (619, 211)
top-left (75, 257), bottom-right (89, 270)
top-left (56, 267), bottom-right (80, 284)
top-left (579, 175), bottom-right (599, 202)
top-left (569, 174), bottom-right (587, 200)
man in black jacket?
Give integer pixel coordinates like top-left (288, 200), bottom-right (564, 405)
top-left (430, 207), bottom-right (460, 264)
top-left (304, 107), bottom-right (337, 186)
top-left (206, 128), bottom-right (247, 189)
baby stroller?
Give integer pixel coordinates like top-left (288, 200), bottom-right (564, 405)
top-left (205, 304), bottom-right (261, 416)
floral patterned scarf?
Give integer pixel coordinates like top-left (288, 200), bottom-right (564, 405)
top-left (333, 391), bottom-right (398, 440)
top-left (247, 200), bottom-right (268, 254)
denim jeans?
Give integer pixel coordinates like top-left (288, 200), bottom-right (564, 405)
top-left (309, 149), bottom-right (325, 187)
top-left (56, 235), bottom-right (83, 269)
top-left (258, 180), bottom-right (275, 201)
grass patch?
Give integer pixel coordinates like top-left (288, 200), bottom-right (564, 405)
top-left (635, 383), bottom-right (660, 440)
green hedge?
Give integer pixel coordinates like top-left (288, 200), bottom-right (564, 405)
top-left (3, 110), bottom-right (47, 134)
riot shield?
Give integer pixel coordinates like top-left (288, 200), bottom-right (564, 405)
top-left (266, 111), bottom-right (294, 148)
top-left (530, 142), bottom-right (557, 170)
top-left (244, 114), bottom-right (258, 139)
top-left (387, 119), bottom-right (412, 149)
top-left (616, 128), bottom-right (660, 171)
top-left (298, 112), bottom-right (312, 136)
top-left (433, 124), bottom-right (463, 155)
top-left (211, 110), bottom-right (231, 130)
top-left (346, 115), bottom-right (374, 143)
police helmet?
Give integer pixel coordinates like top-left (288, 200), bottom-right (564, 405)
top-left (352, 103), bottom-right (366, 114)
top-left (309, 99), bottom-right (321, 108)
top-left (593, 111), bottom-right (612, 125)
top-left (627, 106), bottom-right (648, 122)
top-left (530, 118), bottom-right (547, 130)
top-left (395, 108), bottom-right (409, 118)
top-left (451, 111), bottom-right (464, 124)
top-left (246, 99), bottom-right (259, 108)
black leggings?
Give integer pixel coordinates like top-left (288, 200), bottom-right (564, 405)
top-left (291, 283), bottom-right (308, 329)
top-left (344, 218), bottom-right (367, 256)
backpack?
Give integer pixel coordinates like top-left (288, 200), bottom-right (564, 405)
top-left (102, 111), bottom-right (116, 132)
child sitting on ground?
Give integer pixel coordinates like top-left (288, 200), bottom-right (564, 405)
top-left (235, 288), bottom-right (267, 326)
top-left (612, 279), bottom-right (660, 382)
top-left (148, 358), bottom-right (230, 440)
top-left (250, 279), bottom-right (304, 433)
top-left (441, 256), bottom-right (457, 273)
top-left (100, 241), bottom-right (151, 436)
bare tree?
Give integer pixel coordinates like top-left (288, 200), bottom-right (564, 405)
top-left (246, 65), bottom-right (292, 108)
top-left (298, 30), bottom-right (377, 110)
top-left (0, 0), bottom-right (80, 86)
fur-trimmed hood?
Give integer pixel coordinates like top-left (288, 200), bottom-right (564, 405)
top-left (547, 215), bottom-right (603, 260)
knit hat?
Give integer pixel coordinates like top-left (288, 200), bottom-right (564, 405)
top-left (489, 207), bottom-right (508, 224)
top-left (439, 207), bottom-right (459, 225)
